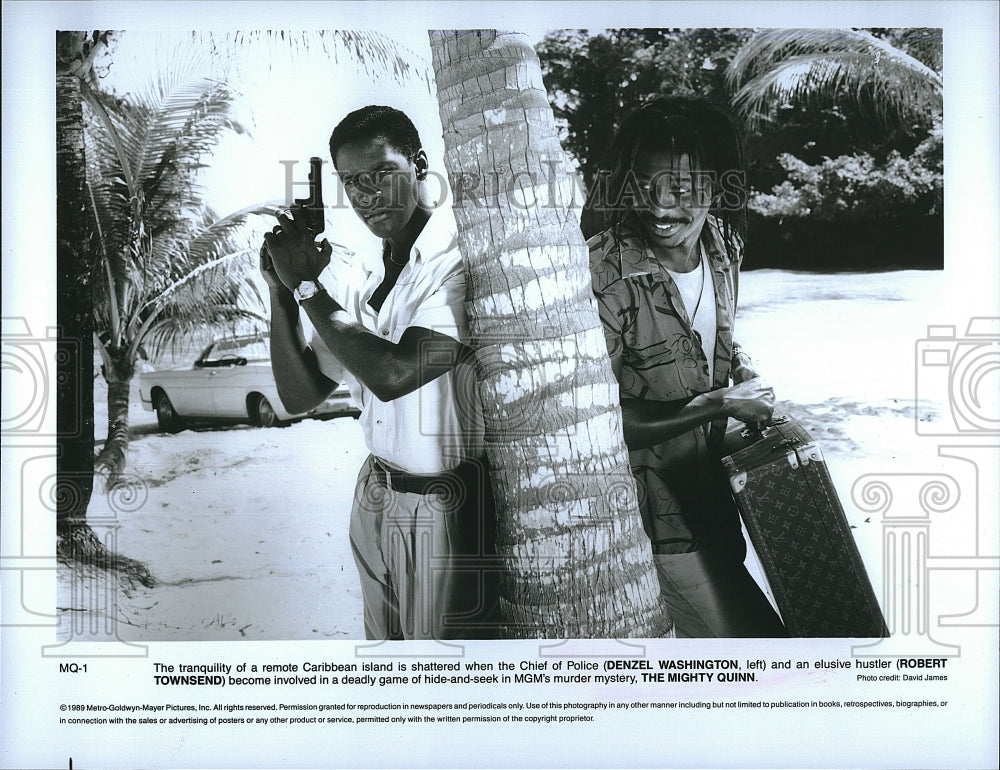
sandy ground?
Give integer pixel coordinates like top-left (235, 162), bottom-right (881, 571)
top-left (58, 269), bottom-right (944, 641)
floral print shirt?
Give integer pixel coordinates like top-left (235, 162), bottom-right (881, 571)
top-left (589, 214), bottom-right (745, 554)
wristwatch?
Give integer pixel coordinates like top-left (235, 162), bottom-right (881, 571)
top-left (293, 279), bottom-right (324, 302)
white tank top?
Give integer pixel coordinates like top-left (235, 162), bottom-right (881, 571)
top-left (665, 244), bottom-right (717, 382)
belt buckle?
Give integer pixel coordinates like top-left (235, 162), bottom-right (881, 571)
top-left (377, 460), bottom-right (398, 492)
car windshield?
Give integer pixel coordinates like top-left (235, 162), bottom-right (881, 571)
top-left (199, 336), bottom-right (271, 366)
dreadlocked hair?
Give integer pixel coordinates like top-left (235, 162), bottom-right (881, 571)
top-left (582, 95), bottom-right (748, 263)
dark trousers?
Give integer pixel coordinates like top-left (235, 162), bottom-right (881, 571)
top-left (654, 548), bottom-right (788, 638)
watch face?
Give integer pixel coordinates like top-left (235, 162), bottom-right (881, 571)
top-left (295, 280), bottom-right (321, 301)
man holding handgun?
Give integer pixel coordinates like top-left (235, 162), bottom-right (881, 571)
top-left (261, 105), bottom-right (499, 640)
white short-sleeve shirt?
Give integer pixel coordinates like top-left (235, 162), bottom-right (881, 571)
top-left (310, 209), bottom-right (484, 474)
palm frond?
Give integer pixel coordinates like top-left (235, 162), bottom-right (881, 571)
top-left (135, 81), bottom-right (246, 201)
top-left (139, 305), bottom-right (267, 364)
top-left (726, 28), bottom-right (942, 130)
top-left (183, 203), bottom-right (281, 262)
top-left (129, 244), bottom-right (266, 363)
top-left (200, 30), bottom-right (432, 92)
top-left (84, 58), bottom-right (251, 303)
top-left (83, 51), bottom-right (246, 205)
top-left (146, 246), bottom-right (256, 315)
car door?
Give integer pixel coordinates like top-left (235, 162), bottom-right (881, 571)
top-left (167, 341), bottom-right (228, 417)
top-left (192, 339), bottom-right (243, 418)
top-left (206, 337), bottom-right (273, 418)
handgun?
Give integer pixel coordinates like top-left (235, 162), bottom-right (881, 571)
top-left (295, 156), bottom-right (326, 235)
top-left (261, 157), bottom-right (325, 277)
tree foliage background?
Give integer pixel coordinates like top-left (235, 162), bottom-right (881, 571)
top-left (536, 28), bottom-right (943, 269)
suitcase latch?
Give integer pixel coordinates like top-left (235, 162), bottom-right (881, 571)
top-left (797, 444), bottom-right (823, 465)
top-left (786, 450), bottom-right (799, 469)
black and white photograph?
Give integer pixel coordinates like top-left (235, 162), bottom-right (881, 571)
top-left (2, 2), bottom-right (997, 769)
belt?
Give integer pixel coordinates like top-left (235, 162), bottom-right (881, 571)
top-left (371, 457), bottom-right (482, 496)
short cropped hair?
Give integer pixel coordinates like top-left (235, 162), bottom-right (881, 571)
top-left (583, 96), bottom-right (747, 257)
top-left (328, 105), bottom-right (422, 167)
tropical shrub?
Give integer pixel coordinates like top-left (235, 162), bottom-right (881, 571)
top-left (749, 122), bottom-right (942, 221)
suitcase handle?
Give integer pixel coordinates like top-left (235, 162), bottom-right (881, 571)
top-left (741, 415), bottom-right (790, 440)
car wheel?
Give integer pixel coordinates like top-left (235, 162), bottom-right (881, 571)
top-left (253, 394), bottom-right (283, 428)
top-left (154, 391), bottom-right (185, 433)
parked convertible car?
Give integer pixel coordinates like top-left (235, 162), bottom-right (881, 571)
top-left (139, 333), bottom-right (358, 432)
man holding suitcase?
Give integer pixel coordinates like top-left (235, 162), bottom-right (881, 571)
top-left (587, 97), bottom-right (787, 638)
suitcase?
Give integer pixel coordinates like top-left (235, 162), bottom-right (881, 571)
top-left (721, 415), bottom-right (889, 638)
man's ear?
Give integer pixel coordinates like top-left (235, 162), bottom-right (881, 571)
top-left (414, 149), bottom-right (429, 180)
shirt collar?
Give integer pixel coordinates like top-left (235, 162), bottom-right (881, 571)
top-left (362, 206), bottom-right (457, 275)
top-left (407, 204), bottom-right (458, 265)
top-left (616, 213), bottom-right (733, 278)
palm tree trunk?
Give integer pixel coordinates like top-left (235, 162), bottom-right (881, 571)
top-left (56, 40), bottom-right (153, 589)
top-left (55, 71), bottom-right (98, 547)
top-left (93, 364), bottom-right (132, 489)
top-left (429, 30), bottom-right (670, 638)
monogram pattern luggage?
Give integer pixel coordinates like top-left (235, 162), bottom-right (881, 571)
top-left (721, 415), bottom-right (889, 637)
